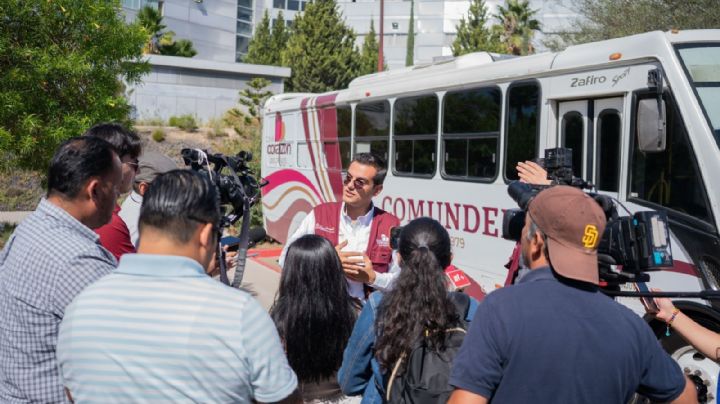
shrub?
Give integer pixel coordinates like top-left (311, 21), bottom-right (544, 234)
top-left (151, 129), bottom-right (166, 142)
top-left (168, 114), bottom-right (197, 131)
top-left (205, 117), bottom-right (228, 138)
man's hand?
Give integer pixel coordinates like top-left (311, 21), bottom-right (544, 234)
top-left (335, 240), bottom-right (376, 284)
top-left (516, 161), bottom-right (551, 185)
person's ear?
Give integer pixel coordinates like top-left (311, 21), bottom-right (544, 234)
top-left (86, 178), bottom-right (101, 202)
top-left (138, 182), bottom-right (150, 196)
top-left (372, 183), bottom-right (383, 197)
top-left (531, 232), bottom-right (545, 260)
top-left (199, 222), bottom-right (215, 249)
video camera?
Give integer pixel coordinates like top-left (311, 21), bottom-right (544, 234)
top-left (181, 148), bottom-right (267, 288)
top-left (501, 147), bottom-right (673, 286)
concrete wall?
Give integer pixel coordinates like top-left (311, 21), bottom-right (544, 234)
top-left (127, 55), bottom-right (291, 123)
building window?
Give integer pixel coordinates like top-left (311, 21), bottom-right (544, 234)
top-left (236, 0), bottom-right (254, 61)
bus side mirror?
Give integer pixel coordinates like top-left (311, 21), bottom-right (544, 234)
top-left (637, 98), bottom-right (667, 153)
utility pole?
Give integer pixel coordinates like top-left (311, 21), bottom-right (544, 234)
top-left (378, 0), bottom-right (384, 72)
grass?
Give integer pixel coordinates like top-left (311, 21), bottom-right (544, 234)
top-left (168, 114), bottom-right (198, 132)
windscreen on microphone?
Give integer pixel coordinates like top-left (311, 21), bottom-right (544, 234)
top-left (248, 227), bottom-right (267, 244)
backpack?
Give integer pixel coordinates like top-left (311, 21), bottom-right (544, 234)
top-left (385, 292), bottom-right (471, 404)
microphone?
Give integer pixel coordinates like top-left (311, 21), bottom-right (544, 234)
top-left (248, 227), bottom-right (267, 248)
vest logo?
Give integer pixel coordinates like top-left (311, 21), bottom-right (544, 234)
top-left (376, 234), bottom-right (390, 248)
top-left (315, 224), bottom-right (335, 233)
top-left (582, 224), bottom-right (599, 249)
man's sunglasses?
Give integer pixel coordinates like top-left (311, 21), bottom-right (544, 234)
top-left (343, 174), bottom-right (371, 189)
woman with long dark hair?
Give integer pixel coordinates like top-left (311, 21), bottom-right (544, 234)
top-left (337, 217), bottom-right (479, 403)
top-left (271, 234), bottom-right (359, 402)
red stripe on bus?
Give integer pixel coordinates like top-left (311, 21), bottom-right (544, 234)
top-left (261, 169), bottom-right (323, 201)
top-left (665, 260), bottom-right (699, 277)
top-left (265, 198), bottom-right (314, 244)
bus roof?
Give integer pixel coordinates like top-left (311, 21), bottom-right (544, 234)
top-left (265, 29), bottom-right (720, 111)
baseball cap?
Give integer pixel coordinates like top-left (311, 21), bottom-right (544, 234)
top-left (135, 151), bottom-right (178, 184)
top-left (528, 186), bottom-right (607, 285)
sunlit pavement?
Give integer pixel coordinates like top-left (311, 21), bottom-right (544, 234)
top-left (224, 248), bottom-right (282, 311)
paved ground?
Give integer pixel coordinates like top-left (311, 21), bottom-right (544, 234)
top-left (231, 249), bottom-right (282, 311)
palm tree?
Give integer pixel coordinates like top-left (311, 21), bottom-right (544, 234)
top-left (136, 6), bottom-right (165, 54)
top-left (493, 0), bottom-right (541, 56)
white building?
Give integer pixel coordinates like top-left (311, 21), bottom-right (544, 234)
top-left (121, 0), bottom-right (577, 69)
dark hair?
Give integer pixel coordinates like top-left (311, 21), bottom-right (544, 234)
top-left (83, 123), bottom-right (141, 160)
top-left (47, 137), bottom-right (118, 199)
top-left (270, 235), bottom-right (357, 383)
top-left (374, 217), bottom-right (459, 369)
top-left (351, 152), bottom-right (387, 185)
top-left (139, 170), bottom-right (221, 244)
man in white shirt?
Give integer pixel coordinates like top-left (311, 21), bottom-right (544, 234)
top-left (279, 153), bottom-right (400, 300)
top-left (119, 151), bottom-right (177, 247)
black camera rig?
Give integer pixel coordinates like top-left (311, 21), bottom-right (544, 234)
top-left (182, 148), bottom-right (267, 288)
top-left (502, 147), bottom-right (673, 288)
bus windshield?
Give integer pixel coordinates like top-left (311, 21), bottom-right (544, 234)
top-left (677, 44), bottom-right (720, 147)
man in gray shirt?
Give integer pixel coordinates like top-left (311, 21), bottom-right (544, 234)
top-left (0, 136), bottom-right (122, 403)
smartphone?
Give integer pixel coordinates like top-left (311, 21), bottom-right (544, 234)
top-left (634, 282), bottom-right (659, 313)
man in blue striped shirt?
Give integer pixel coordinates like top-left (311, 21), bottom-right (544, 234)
top-left (57, 169), bottom-right (299, 403)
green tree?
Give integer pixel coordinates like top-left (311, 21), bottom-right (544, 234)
top-left (282, 0), bottom-right (361, 92)
top-left (406, 0), bottom-right (415, 66)
top-left (137, 5), bottom-right (197, 57)
top-left (359, 20), bottom-right (385, 75)
top-left (245, 10), bottom-right (275, 65)
top-left (237, 78), bottom-right (273, 124)
top-left (0, 0), bottom-right (149, 170)
top-left (545, 0), bottom-right (720, 50)
top-left (452, 0), bottom-right (505, 56)
top-left (493, 0), bottom-right (541, 55)
top-left (271, 11), bottom-right (290, 65)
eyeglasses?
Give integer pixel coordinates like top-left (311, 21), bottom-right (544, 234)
top-left (343, 173), bottom-right (371, 189)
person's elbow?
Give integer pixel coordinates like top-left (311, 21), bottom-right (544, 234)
top-left (448, 388), bottom-right (489, 404)
top-left (668, 376), bottom-right (698, 404)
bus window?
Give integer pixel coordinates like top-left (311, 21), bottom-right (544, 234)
top-left (442, 87), bottom-right (501, 180)
top-left (561, 111), bottom-right (584, 178)
top-left (596, 111), bottom-right (621, 192)
top-left (393, 94), bottom-right (438, 176)
top-left (504, 82), bottom-right (540, 181)
top-left (630, 94), bottom-right (713, 224)
top-left (337, 105), bottom-right (351, 168)
top-left (355, 100), bottom-right (390, 162)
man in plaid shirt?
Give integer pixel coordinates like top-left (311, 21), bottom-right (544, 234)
top-left (0, 136), bottom-right (122, 403)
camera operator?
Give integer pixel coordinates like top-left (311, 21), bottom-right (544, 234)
top-left (57, 170), bottom-right (300, 403)
top-left (279, 153), bottom-right (400, 300)
top-left (449, 186), bottom-right (697, 404)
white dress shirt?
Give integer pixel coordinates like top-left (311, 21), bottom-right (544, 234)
top-left (279, 203), bottom-right (400, 299)
top-left (118, 191), bottom-right (143, 247)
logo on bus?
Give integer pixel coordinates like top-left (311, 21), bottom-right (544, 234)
top-left (274, 112), bottom-right (285, 142)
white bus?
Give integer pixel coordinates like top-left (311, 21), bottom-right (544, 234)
top-left (261, 30), bottom-right (720, 397)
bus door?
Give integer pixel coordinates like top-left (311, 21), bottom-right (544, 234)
top-left (593, 97), bottom-right (624, 196)
top-left (557, 100), bottom-right (590, 181)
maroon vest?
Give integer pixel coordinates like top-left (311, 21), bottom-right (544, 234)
top-left (313, 202), bottom-right (400, 273)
